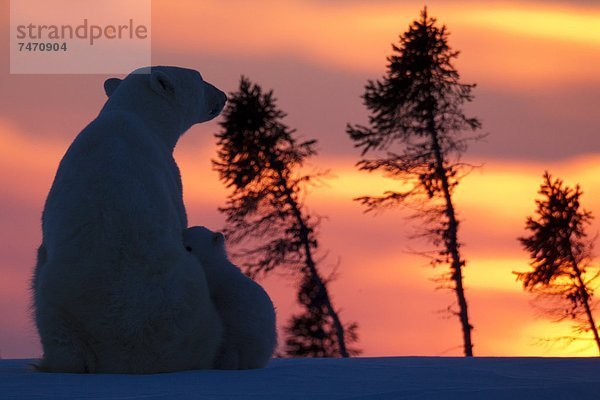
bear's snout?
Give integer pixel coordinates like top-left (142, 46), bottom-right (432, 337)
top-left (204, 82), bottom-right (227, 119)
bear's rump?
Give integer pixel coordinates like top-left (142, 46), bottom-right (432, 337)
top-left (36, 246), bottom-right (219, 373)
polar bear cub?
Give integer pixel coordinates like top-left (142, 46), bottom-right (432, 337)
top-left (32, 66), bottom-right (227, 374)
top-left (183, 226), bottom-right (277, 369)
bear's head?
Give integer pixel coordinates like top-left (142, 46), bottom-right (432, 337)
top-left (102, 66), bottom-right (227, 147)
top-left (183, 226), bottom-right (228, 268)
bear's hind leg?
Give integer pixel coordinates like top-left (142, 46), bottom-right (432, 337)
top-left (212, 342), bottom-right (242, 370)
top-left (38, 308), bottom-right (97, 373)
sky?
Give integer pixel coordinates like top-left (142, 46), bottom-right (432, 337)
top-left (1, 0), bottom-right (600, 358)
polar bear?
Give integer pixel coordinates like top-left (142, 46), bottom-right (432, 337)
top-left (183, 226), bottom-right (277, 369)
top-left (31, 66), bottom-right (227, 374)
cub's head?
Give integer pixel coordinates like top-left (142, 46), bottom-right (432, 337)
top-left (103, 66), bottom-right (227, 130)
top-left (183, 226), bottom-right (227, 266)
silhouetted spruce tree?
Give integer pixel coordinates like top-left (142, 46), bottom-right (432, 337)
top-left (346, 7), bottom-right (482, 357)
top-left (517, 172), bottom-right (600, 354)
top-left (214, 76), bottom-right (359, 357)
top-left (285, 275), bottom-right (360, 357)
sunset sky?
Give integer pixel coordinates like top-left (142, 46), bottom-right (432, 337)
top-left (1, 0), bottom-right (600, 358)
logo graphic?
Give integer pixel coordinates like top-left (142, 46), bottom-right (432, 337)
top-left (10, 0), bottom-right (151, 74)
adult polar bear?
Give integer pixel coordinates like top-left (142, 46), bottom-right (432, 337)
top-left (32, 66), bottom-right (228, 374)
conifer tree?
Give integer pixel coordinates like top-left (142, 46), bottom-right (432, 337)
top-left (285, 275), bottom-right (360, 357)
top-left (214, 76), bottom-right (359, 357)
top-left (346, 7), bottom-right (482, 356)
top-left (517, 172), bottom-right (600, 354)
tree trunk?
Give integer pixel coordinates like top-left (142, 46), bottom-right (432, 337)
top-left (569, 254), bottom-right (600, 355)
top-left (429, 129), bottom-right (474, 357)
top-left (579, 285), bottom-right (600, 356)
top-left (296, 218), bottom-right (350, 358)
top-left (277, 172), bottom-right (350, 357)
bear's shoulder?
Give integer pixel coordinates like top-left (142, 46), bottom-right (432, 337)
top-left (65, 110), bottom-right (164, 162)
top-left (81, 110), bottom-right (147, 145)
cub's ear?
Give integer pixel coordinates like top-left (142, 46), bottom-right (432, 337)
top-left (213, 232), bottom-right (225, 246)
top-left (104, 78), bottom-right (122, 97)
top-left (150, 70), bottom-right (175, 97)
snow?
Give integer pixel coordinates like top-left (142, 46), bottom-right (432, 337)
top-left (2, 357), bottom-right (600, 399)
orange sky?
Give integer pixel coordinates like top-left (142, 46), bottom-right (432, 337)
top-left (1, 0), bottom-right (600, 358)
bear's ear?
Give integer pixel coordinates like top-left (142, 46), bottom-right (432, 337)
top-left (104, 78), bottom-right (122, 97)
top-left (150, 70), bottom-right (175, 97)
top-left (213, 232), bottom-right (225, 246)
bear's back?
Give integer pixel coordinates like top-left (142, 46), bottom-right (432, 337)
top-left (43, 110), bottom-right (187, 256)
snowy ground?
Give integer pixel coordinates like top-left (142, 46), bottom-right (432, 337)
top-left (2, 357), bottom-right (600, 399)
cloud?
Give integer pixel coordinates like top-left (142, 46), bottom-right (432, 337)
top-left (307, 0), bottom-right (600, 6)
top-left (3, 108), bottom-right (600, 357)
top-left (4, 0), bottom-right (600, 162)
top-left (2, 0), bottom-right (600, 358)
top-left (457, 5), bottom-right (600, 46)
